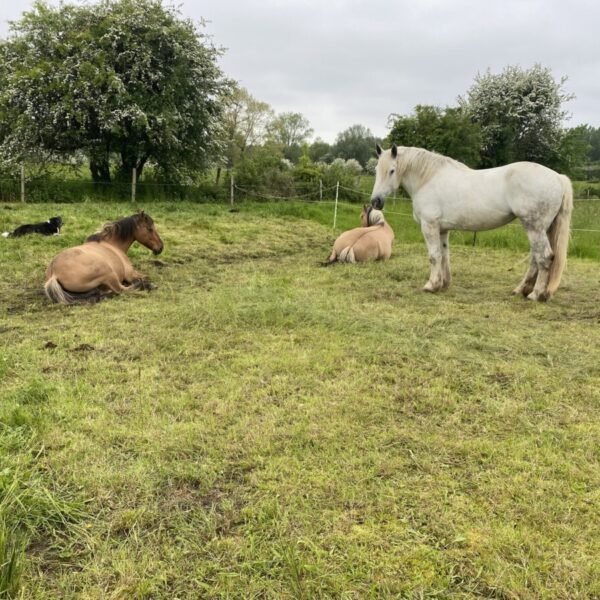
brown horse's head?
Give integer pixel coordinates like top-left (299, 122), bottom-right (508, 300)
top-left (134, 211), bottom-right (164, 255)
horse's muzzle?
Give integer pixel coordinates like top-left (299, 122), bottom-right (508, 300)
top-left (371, 197), bottom-right (385, 210)
top-left (153, 245), bottom-right (164, 256)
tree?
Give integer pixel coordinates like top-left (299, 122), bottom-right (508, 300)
top-left (584, 126), bottom-right (600, 163)
top-left (387, 105), bottom-right (482, 166)
top-left (308, 138), bottom-right (333, 163)
top-left (221, 86), bottom-right (273, 169)
top-left (461, 64), bottom-right (573, 168)
top-left (334, 124), bottom-right (378, 167)
top-left (554, 125), bottom-right (593, 176)
top-left (0, 0), bottom-right (230, 182)
top-left (266, 112), bottom-right (313, 162)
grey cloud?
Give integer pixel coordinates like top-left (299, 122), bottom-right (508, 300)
top-left (1, 0), bottom-right (598, 142)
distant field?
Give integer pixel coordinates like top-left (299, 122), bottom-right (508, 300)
top-left (1, 201), bottom-right (600, 598)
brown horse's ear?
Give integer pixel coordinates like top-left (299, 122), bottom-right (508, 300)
top-left (391, 144), bottom-right (398, 159)
top-left (139, 210), bottom-right (145, 216)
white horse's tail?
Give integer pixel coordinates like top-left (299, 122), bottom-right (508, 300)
top-left (338, 246), bottom-right (356, 263)
top-left (546, 175), bottom-right (573, 298)
top-left (44, 275), bottom-right (103, 305)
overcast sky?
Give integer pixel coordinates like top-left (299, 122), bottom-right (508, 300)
top-left (1, 0), bottom-right (598, 143)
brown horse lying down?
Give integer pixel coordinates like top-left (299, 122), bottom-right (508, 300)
top-left (326, 205), bottom-right (394, 264)
top-left (44, 211), bottom-right (163, 304)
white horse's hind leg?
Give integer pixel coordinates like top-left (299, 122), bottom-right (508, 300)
top-left (421, 221), bottom-right (444, 292)
top-left (513, 254), bottom-right (538, 296)
top-left (440, 231), bottom-right (451, 289)
top-left (524, 230), bottom-right (554, 301)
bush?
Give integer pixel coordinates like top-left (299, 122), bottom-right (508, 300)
top-left (573, 180), bottom-right (600, 199)
top-left (572, 164), bottom-right (600, 182)
top-left (365, 157), bottom-right (378, 175)
top-left (234, 146), bottom-right (296, 199)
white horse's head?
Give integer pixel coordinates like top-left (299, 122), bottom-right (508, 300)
top-left (371, 144), bottom-right (399, 209)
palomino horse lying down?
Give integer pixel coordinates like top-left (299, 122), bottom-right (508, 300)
top-left (44, 211), bottom-right (163, 304)
top-left (371, 145), bottom-right (573, 301)
top-left (326, 205), bottom-right (394, 264)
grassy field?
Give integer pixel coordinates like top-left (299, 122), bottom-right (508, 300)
top-left (1, 200), bottom-right (600, 599)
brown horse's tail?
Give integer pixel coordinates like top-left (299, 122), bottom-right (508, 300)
top-left (546, 175), bottom-right (573, 298)
top-left (44, 275), bottom-right (104, 305)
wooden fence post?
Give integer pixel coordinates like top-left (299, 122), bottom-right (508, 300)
top-left (319, 179), bottom-right (323, 201)
top-left (21, 165), bottom-right (25, 203)
top-left (230, 175), bottom-right (234, 207)
top-left (131, 167), bottom-right (137, 203)
top-left (333, 181), bottom-right (339, 229)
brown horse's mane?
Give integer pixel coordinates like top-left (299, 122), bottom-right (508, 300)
top-left (86, 214), bottom-right (141, 243)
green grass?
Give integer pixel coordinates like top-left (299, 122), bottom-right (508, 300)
top-left (1, 201), bottom-right (600, 598)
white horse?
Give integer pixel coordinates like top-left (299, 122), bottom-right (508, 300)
top-left (371, 145), bottom-right (573, 301)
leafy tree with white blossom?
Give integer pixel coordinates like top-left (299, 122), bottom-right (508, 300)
top-left (0, 0), bottom-right (230, 182)
top-left (461, 64), bottom-right (574, 168)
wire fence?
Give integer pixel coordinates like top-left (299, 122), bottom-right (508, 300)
top-left (2, 173), bottom-right (600, 236)
top-left (0, 177), bottom-right (225, 203)
top-left (234, 181), bottom-right (600, 235)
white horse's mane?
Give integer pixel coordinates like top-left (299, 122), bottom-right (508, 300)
top-left (398, 147), bottom-right (470, 188)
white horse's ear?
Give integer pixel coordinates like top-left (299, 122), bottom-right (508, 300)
top-left (376, 144), bottom-right (382, 157)
top-left (391, 144), bottom-right (398, 159)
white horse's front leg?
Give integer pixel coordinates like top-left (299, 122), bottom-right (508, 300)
top-left (440, 231), bottom-right (451, 289)
top-left (421, 221), bottom-right (444, 292)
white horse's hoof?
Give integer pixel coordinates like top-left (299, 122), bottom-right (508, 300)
top-left (526, 291), bottom-right (548, 302)
top-left (515, 284), bottom-right (534, 297)
top-left (422, 282), bottom-right (439, 293)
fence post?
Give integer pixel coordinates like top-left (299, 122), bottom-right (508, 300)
top-left (333, 181), bottom-right (339, 229)
top-left (230, 174), bottom-right (234, 207)
top-left (131, 167), bottom-right (137, 203)
top-left (319, 179), bottom-right (323, 201)
top-left (21, 165), bottom-right (25, 203)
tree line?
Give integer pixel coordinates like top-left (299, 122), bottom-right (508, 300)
top-left (0, 0), bottom-right (598, 199)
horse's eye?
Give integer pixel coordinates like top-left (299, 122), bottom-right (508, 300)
top-left (390, 169), bottom-right (395, 175)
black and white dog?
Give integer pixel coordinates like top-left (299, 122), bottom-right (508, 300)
top-left (2, 216), bottom-right (63, 238)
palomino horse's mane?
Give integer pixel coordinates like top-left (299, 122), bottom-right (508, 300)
top-left (365, 207), bottom-right (385, 226)
top-left (86, 214), bottom-right (148, 243)
top-left (399, 147), bottom-right (469, 188)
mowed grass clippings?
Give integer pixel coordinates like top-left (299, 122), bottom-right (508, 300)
top-left (1, 201), bottom-right (600, 599)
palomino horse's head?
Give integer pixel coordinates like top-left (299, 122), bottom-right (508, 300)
top-left (371, 144), bottom-right (399, 210)
top-left (360, 205), bottom-right (385, 227)
top-left (134, 211), bottom-right (164, 255)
